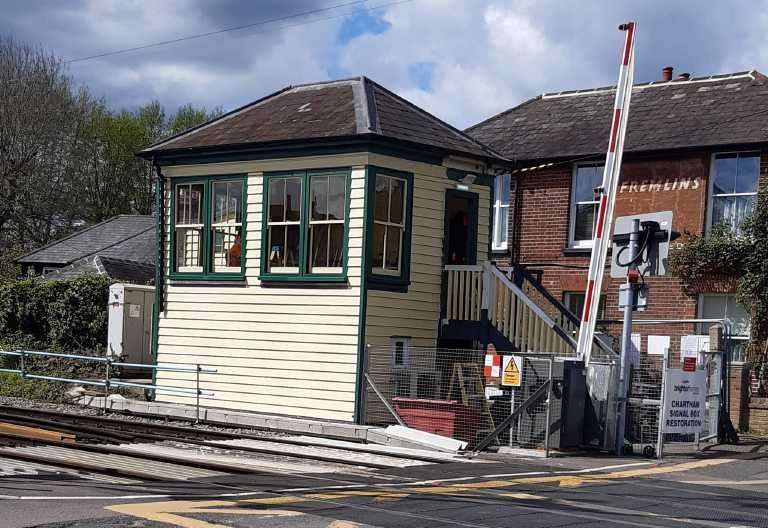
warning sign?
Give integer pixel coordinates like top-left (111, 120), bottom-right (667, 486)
top-left (501, 355), bottom-right (522, 387)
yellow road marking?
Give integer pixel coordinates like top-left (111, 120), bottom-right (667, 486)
top-left (107, 457), bottom-right (738, 526)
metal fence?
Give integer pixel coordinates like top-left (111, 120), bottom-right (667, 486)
top-left (0, 349), bottom-right (217, 422)
top-left (624, 321), bottom-right (732, 458)
top-left (361, 346), bottom-right (557, 453)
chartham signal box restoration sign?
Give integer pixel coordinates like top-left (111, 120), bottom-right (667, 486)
top-left (662, 368), bottom-right (706, 434)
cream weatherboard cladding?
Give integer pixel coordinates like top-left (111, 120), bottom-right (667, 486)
top-left (154, 154), bottom-right (366, 421)
top-left (365, 154), bottom-right (491, 348)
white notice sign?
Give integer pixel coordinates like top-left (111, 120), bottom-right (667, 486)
top-left (648, 335), bottom-right (670, 356)
top-left (128, 304), bottom-right (142, 318)
top-left (662, 368), bottom-right (706, 434)
top-left (680, 335), bottom-right (709, 363)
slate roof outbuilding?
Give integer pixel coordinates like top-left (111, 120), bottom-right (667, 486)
top-left (39, 255), bottom-right (155, 284)
top-left (17, 215), bottom-right (155, 266)
top-left (141, 77), bottom-right (506, 163)
top-left (466, 71), bottom-right (768, 162)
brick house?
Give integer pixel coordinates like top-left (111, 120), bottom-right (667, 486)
top-left (468, 69), bottom-right (768, 431)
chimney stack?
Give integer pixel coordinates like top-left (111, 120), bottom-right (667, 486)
top-left (677, 72), bottom-right (691, 81)
top-left (662, 66), bottom-right (674, 82)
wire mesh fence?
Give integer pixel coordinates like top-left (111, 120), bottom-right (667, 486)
top-left (361, 346), bottom-right (559, 451)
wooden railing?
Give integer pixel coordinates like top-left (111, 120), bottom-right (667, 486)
top-left (443, 263), bottom-right (615, 358)
top-left (444, 265), bottom-right (483, 321)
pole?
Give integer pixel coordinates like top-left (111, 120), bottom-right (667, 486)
top-left (103, 358), bottom-right (111, 415)
top-left (656, 347), bottom-right (669, 461)
top-left (616, 218), bottom-right (640, 455)
top-left (544, 358), bottom-right (553, 458)
top-left (577, 22), bottom-right (636, 365)
top-left (196, 363), bottom-right (201, 424)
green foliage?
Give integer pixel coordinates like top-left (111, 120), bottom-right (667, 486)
top-left (0, 274), bottom-right (110, 353)
top-left (0, 372), bottom-right (65, 402)
top-left (738, 185), bottom-right (768, 355)
top-left (668, 225), bottom-right (749, 292)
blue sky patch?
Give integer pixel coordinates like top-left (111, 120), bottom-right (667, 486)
top-left (337, 7), bottom-right (391, 44)
top-left (408, 62), bottom-right (436, 91)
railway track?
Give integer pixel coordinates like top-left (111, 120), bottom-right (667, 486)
top-left (0, 405), bottom-right (464, 482)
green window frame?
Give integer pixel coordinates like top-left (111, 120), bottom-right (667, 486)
top-left (169, 174), bottom-right (247, 281)
top-left (260, 168), bottom-right (351, 283)
top-left (365, 166), bottom-right (414, 292)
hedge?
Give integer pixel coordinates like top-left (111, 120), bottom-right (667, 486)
top-left (0, 274), bottom-right (110, 353)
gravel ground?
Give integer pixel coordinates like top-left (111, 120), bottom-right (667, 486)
top-left (0, 395), bottom-right (284, 438)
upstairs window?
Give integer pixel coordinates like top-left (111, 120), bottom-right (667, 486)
top-left (709, 152), bottom-right (760, 234)
top-left (492, 174), bottom-right (511, 252)
top-left (569, 164), bottom-right (604, 247)
top-left (261, 169), bottom-right (349, 282)
top-left (171, 176), bottom-right (245, 281)
top-left (366, 166), bottom-right (413, 291)
top-left (372, 173), bottom-right (407, 275)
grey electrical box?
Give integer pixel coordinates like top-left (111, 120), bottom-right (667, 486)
top-left (107, 284), bottom-right (155, 371)
top-left (618, 284), bottom-right (648, 311)
top-left (611, 211), bottom-right (673, 278)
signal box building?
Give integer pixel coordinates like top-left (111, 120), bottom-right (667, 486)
top-left (468, 69), bottom-right (768, 429)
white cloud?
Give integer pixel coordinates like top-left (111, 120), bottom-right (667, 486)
top-left (2, 0), bottom-right (767, 128)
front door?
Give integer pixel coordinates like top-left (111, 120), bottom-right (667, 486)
top-left (443, 190), bottom-right (479, 265)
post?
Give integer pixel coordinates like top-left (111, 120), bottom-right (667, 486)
top-left (196, 363), bottom-right (201, 424)
top-left (616, 218), bottom-right (641, 455)
top-left (544, 358), bottom-right (553, 458)
top-left (20, 350), bottom-right (25, 379)
top-left (656, 347), bottom-right (669, 461)
top-left (103, 358), bottom-right (111, 415)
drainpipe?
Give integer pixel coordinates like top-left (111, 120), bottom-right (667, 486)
top-left (150, 158), bottom-right (164, 396)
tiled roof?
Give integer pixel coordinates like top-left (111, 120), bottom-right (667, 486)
top-left (17, 215), bottom-right (155, 265)
top-left (40, 255), bottom-right (155, 284)
top-left (142, 77), bottom-right (505, 162)
top-left (466, 71), bottom-right (768, 162)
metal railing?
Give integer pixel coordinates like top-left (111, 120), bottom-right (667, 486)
top-left (0, 350), bottom-right (217, 422)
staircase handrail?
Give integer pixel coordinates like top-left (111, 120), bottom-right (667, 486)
top-left (484, 262), bottom-right (577, 350)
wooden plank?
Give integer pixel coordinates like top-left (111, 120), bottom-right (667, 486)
top-left (0, 422), bottom-right (75, 443)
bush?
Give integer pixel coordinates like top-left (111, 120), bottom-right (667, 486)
top-left (668, 225), bottom-right (749, 295)
top-left (0, 274), bottom-right (110, 353)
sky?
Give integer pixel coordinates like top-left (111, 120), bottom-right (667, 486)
top-left (2, 0), bottom-right (767, 129)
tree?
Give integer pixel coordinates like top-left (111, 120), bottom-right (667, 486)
top-left (0, 36), bottom-right (223, 281)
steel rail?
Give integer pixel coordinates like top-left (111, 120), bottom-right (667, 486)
top-left (0, 405), bottom-right (451, 465)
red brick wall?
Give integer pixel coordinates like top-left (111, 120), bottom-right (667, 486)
top-left (503, 152), bottom-right (713, 363)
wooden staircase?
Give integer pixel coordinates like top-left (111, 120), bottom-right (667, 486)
top-left (442, 262), bottom-right (615, 358)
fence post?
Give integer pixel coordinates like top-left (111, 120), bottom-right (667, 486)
top-left (656, 348), bottom-right (668, 461)
top-left (19, 350), bottom-right (25, 379)
top-left (103, 357), bottom-right (111, 415)
top-left (544, 358), bottom-right (553, 458)
top-left (196, 364), bottom-right (201, 424)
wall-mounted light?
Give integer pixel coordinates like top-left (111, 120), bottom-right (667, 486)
top-left (462, 173), bottom-right (477, 185)
top-left (455, 183), bottom-right (469, 191)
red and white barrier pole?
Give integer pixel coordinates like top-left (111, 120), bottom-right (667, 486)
top-left (576, 22), bottom-right (636, 366)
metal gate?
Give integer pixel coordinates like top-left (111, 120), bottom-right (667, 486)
top-left (625, 321), bottom-right (732, 458)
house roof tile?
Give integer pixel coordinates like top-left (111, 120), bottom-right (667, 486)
top-left (466, 71), bottom-right (768, 162)
top-left (142, 77), bottom-right (505, 162)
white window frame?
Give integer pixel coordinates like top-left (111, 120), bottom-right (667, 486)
top-left (266, 176), bottom-right (302, 274)
top-left (308, 174), bottom-right (346, 274)
top-left (569, 163), bottom-right (605, 248)
top-left (373, 174), bottom-right (407, 276)
top-left (210, 180), bottom-right (244, 274)
top-left (706, 151), bottom-right (761, 235)
top-left (390, 336), bottom-right (411, 369)
top-left (175, 182), bottom-right (205, 273)
top-left (697, 293), bottom-right (750, 364)
top-left (492, 173), bottom-right (511, 252)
